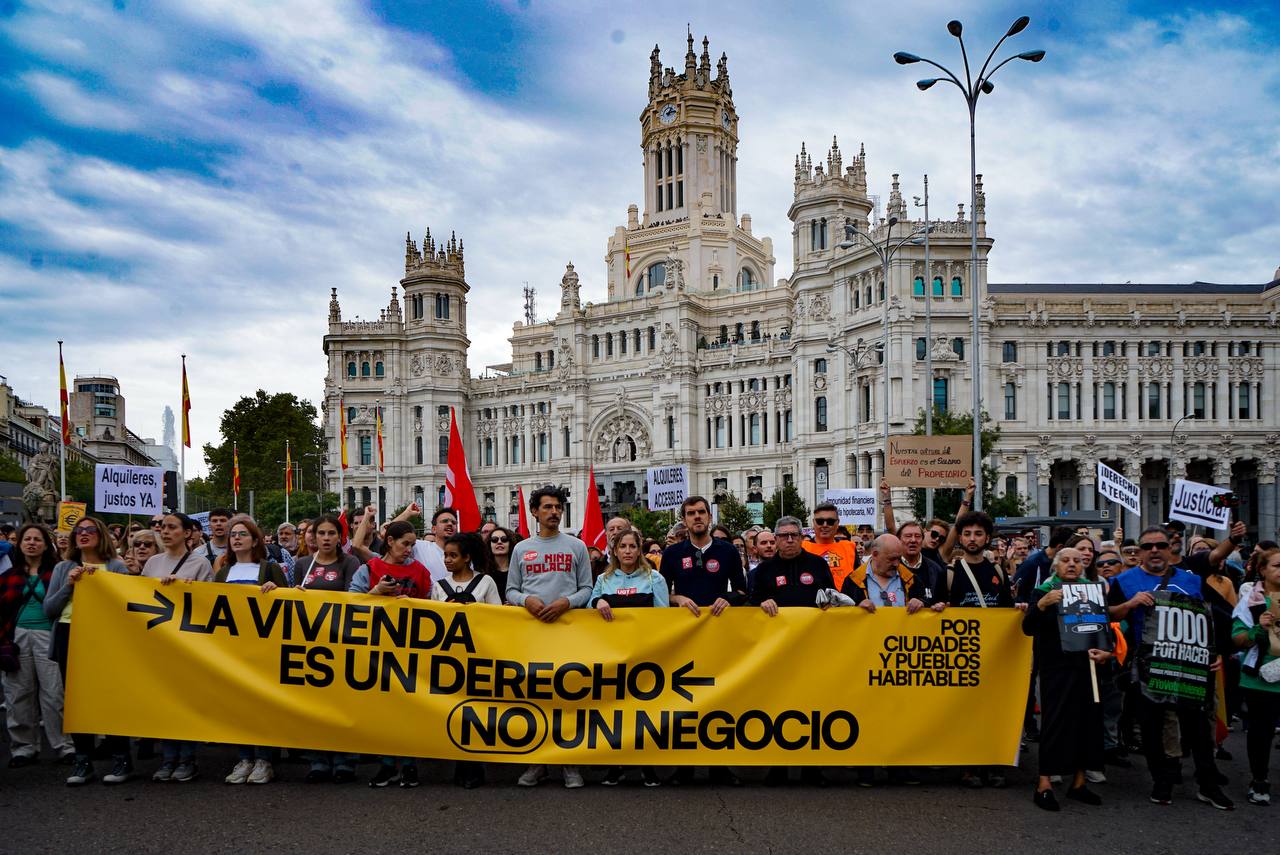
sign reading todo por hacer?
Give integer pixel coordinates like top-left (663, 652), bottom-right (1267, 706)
top-left (884, 435), bottom-right (973, 488)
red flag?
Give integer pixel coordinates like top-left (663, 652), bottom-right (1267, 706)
top-left (516, 485), bottom-right (531, 539)
top-left (444, 407), bottom-right (481, 531)
top-left (375, 406), bottom-right (384, 473)
top-left (580, 466), bottom-right (605, 550)
top-left (58, 342), bottom-right (72, 446)
top-left (337, 508), bottom-right (350, 543)
top-left (233, 442), bottom-right (240, 498)
top-left (285, 441), bottom-right (293, 495)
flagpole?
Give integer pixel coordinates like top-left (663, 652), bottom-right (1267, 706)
top-left (336, 388), bottom-right (344, 515)
top-left (57, 341), bottom-right (67, 501)
top-left (375, 398), bottom-right (382, 525)
top-left (180, 354), bottom-right (187, 513)
top-left (233, 441), bottom-right (239, 511)
top-left (285, 437), bottom-right (291, 524)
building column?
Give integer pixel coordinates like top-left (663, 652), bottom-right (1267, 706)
top-left (1122, 459), bottom-right (1144, 535)
top-left (1212, 455), bottom-right (1233, 489)
top-left (1259, 460), bottom-right (1278, 541)
top-left (1078, 459), bottom-right (1096, 512)
top-left (1036, 455), bottom-right (1052, 520)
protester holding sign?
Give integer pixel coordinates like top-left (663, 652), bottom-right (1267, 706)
top-left (43, 516), bottom-right (130, 786)
top-left (507, 485), bottom-right (591, 790)
top-left (1232, 547), bottom-right (1280, 806)
top-left (0, 524), bottom-right (74, 767)
top-left (1022, 547), bottom-right (1111, 811)
top-left (591, 529), bottom-right (667, 788)
top-left (1107, 526), bottom-right (1231, 809)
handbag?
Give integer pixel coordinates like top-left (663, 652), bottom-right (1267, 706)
top-left (0, 577), bottom-right (42, 672)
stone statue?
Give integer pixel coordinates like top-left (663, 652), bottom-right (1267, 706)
top-left (664, 243), bottom-right (685, 290)
top-left (23, 448), bottom-right (58, 522)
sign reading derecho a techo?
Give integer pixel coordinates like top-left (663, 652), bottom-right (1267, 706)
top-left (885, 435), bottom-right (973, 488)
top-left (646, 465), bottom-right (688, 511)
top-left (66, 575), bottom-right (1031, 767)
top-left (94, 464), bottom-right (164, 514)
top-left (1095, 462), bottom-right (1140, 517)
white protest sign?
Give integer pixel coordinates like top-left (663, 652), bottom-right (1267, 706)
top-left (647, 465), bottom-right (688, 512)
top-left (1096, 462), bottom-right (1140, 516)
top-left (94, 464), bottom-right (164, 514)
top-left (823, 489), bottom-right (877, 526)
top-left (1168, 479), bottom-right (1231, 531)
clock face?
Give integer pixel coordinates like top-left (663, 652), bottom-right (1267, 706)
top-left (722, 111), bottom-right (731, 130)
top-left (659, 104), bottom-right (677, 125)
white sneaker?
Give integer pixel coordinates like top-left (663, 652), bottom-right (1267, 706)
top-left (562, 766), bottom-right (585, 789)
top-left (517, 764), bottom-right (547, 787)
top-left (224, 759), bottom-right (253, 785)
top-left (248, 759), bottom-right (274, 784)
top-left (152, 763), bottom-right (175, 783)
top-left (1085, 769), bottom-right (1106, 784)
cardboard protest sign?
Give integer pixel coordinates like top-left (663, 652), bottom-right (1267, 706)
top-left (885, 435), bottom-right (972, 488)
top-left (823, 489), bottom-right (877, 526)
top-left (1138, 590), bottom-right (1214, 708)
top-left (57, 501), bottom-right (87, 533)
top-left (1096, 462), bottom-right (1140, 517)
top-left (646, 465), bottom-right (688, 512)
top-left (1057, 582), bottom-right (1112, 653)
top-left (1168, 479), bottom-right (1231, 531)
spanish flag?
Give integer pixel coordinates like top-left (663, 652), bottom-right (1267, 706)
top-left (181, 355), bottom-right (191, 448)
top-left (624, 239), bottom-right (631, 279)
top-left (339, 399), bottom-right (349, 470)
top-left (375, 406), bottom-right (385, 473)
top-left (58, 341), bottom-right (72, 446)
top-left (285, 440), bottom-right (293, 496)
top-left (233, 442), bottom-right (240, 499)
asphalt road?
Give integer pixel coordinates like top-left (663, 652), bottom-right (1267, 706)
top-left (0, 728), bottom-right (1267, 855)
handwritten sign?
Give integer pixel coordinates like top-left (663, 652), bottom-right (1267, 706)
top-left (885, 435), bottom-right (973, 488)
top-left (1096, 462), bottom-right (1140, 516)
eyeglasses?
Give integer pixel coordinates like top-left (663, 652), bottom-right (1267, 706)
top-left (229, 531), bottom-right (253, 539)
top-left (776, 532), bottom-right (802, 540)
top-left (927, 531), bottom-right (944, 540)
top-left (489, 536), bottom-right (509, 544)
top-left (73, 526), bottom-right (98, 536)
top-left (1097, 558), bottom-right (1121, 567)
top-left (1138, 542), bottom-right (1170, 551)
top-left (814, 518), bottom-right (839, 526)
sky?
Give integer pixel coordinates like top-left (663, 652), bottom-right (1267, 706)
top-left (2, 0), bottom-right (1278, 477)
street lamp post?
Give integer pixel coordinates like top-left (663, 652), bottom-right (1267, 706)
top-left (912, 176), bottom-right (934, 521)
top-left (839, 216), bottom-right (932, 496)
top-left (827, 336), bottom-right (879, 491)
top-left (894, 16), bottom-right (1045, 512)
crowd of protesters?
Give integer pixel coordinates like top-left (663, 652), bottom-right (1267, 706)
top-left (0, 482), bottom-right (1272, 812)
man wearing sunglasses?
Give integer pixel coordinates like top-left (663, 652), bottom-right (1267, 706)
top-left (1107, 526), bottom-right (1230, 809)
top-left (802, 502), bottom-right (860, 590)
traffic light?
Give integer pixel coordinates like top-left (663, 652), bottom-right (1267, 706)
top-left (1210, 492), bottom-right (1241, 510)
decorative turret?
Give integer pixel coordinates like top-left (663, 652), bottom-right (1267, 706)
top-left (560, 261), bottom-right (581, 311)
top-left (789, 137), bottom-right (876, 255)
top-left (404, 225), bottom-right (465, 277)
top-left (887, 173), bottom-right (907, 220)
top-left (387, 286), bottom-right (402, 322)
top-left (328, 287), bottom-right (341, 323)
top-left (974, 174), bottom-right (986, 232)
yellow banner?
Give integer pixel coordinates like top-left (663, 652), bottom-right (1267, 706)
top-left (66, 575), bottom-right (1031, 766)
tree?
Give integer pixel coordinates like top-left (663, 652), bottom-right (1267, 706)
top-left (201, 391), bottom-right (326, 508)
top-left (621, 506), bottom-right (675, 543)
top-left (906, 408), bottom-right (1033, 522)
top-left (713, 490), bottom-right (756, 536)
top-left (0, 451), bottom-right (26, 483)
top-left (763, 483), bottom-right (808, 530)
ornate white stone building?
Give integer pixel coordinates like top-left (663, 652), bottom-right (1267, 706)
top-left (322, 33), bottom-right (1280, 539)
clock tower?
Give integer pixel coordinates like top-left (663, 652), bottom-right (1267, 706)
top-left (641, 31), bottom-right (738, 223)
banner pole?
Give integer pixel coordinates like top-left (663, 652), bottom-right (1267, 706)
top-left (1089, 658), bottom-right (1100, 703)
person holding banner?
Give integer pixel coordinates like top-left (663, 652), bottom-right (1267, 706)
top-left (43, 517), bottom-right (131, 786)
top-left (0, 524), bottom-right (75, 767)
top-left (127, 530), bottom-right (160, 576)
top-left (803, 502), bottom-right (860, 591)
top-left (1232, 547), bottom-right (1280, 806)
top-left (1107, 527), bottom-right (1232, 809)
top-left (507, 485), bottom-right (591, 789)
top-left (485, 526), bottom-right (517, 599)
top-left (591, 529), bottom-right (668, 788)
top-left (1022, 547), bottom-right (1112, 811)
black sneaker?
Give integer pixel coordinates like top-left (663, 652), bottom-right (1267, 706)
top-left (305, 768), bottom-right (332, 784)
top-left (641, 768), bottom-right (662, 788)
top-left (399, 765), bottom-right (419, 788)
top-left (66, 759), bottom-right (96, 786)
top-left (1033, 789), bottom-right (1060, 812)
top-left (333, 768), bottom-right (357, 784)
top-left (1067, 786), bottom-right (1103, 806)
top-left (1150, 781), bottom-right (1174, 805)
top-left (1196, 785), bottom-right (1235, 811)
top-left (7, 754), bottom-right (36, 768)
top-left (368, 765), bottom-right (400, 788)
top-left (601, 767), bottom-right (624, 786)
top-left (1247, 780), bottom-right (1271, 806)
top-left (102, 758), bottom-right (135, 785)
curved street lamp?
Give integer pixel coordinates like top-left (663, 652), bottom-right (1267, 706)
top-left (893, 17), bottom-right (1044, 511)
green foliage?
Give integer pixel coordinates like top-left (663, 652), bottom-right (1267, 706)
top-left (621, 506), bottom-right (675, 543)
top-left (906, 407), bottom-right (1033, 522)
top-left (200, 390), bottom-right (326, 507)
top-left (714, 490), bottom-right (756, 537)
top-left (0, 451), bottom-right (25, 483)
top-left (249, 491), bottom-right (340, 533)
top-left (763, 483), bottom-right (808, 529)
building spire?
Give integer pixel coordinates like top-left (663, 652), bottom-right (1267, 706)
top-left (685, 25), bottom-right (696, 75)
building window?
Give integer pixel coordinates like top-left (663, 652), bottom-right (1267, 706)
top-left (648, 326), bottom-right (656, 350)
top-left (484, 438), bottom-right (493, 466)
top-left (932, 276), bottom-right (944, 297)
top-left (415, 436), bottom-right (423, 465)
top-left (435, 293), bottom-right (450, 319)
top-left (1002, 341), bottom-right (1017, 363)
top-left (878, 281), bottom-right (885, 302)
top-left (1056, 341), bottom-right (1071, 357)
top-left (606, 334), bottom-right (614, 357)
top-left (619, 332), bottom-right (627, 355)
top-left (538, 432), bottom-right (547, 462)
top-left (361, 361), bottom-right (371, 377)
top-left (933, 378), bottom-right (949, 414)
top-left (1102, 382), bottom-right (1117, 420)
top-left (592, 335), bottom-right (600, 359)
top-left (361, 486), bottom-right (371, 506)
top-left (915, 338), bottom-right (927, 361)
top-left (438, 435), bottom-right (448, 464)
top-left (638, 262), bottom-right (665, 297)
top-left (534, 353), bottom-right (542, 371)
top-left (718, 325), bottom-right (728, 345)
top-left (1191, 382), bottom-right (1207, 419)
top-left (815, 396), bottom-right (827, 432)
top-left (734, 322), bottom-right (744, 342)
top-left (1005, 475), bottom-right (1018, 496)
top-left (562, 427), bottom-right (571, 457)
top-left (749, 413), bottom-right (761, 445)
top-left (359, 436), bottom-right (372, 465)
top-left (666, 415), bottom-right (675, 448)
top-left (633, 329), bottom-right (641, 351)
top-left (951, 338), bottom-right (965, 359)
top-left (374, 361), bottom-right (384, 377)
top-left (814, 358), bottom-right (827, 374)
top-left (714, 417), bottom-right (726, 448)
top-left (1238, 383), bottom-right (1252, 418)
top-left (738, 268), bottom-right (757, 291)
top-left (1143, 383), bottom-right (1159, 419)
top-left (1146, 341), bottom-right (1161, 357)
top-left (1057, 382), bottom-right (1071, 420)
top-left (348, 406), bottom-right (357, 423)
top-left (861, 383), bottom-right (872, 422)
top-left (853, 288), bottom-right (860, 309)
top-left (951, 276), bottom-right (963, 297)
top-left (1003, 383), bottom-right (1017, 419)
top-left (784, 409), bottom-right (793, 441)
top-left (750, 320), bottom-right (760, 341)
top-left (347, 361), bottom-right (357, 378)
top-left (1101, 340), bottom-right (1116, 356)
top-left (913, 276), bottom-right (925, 297)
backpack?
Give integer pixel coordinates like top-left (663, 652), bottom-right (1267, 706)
top-left (440, 574), bottom-right (484, 604)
